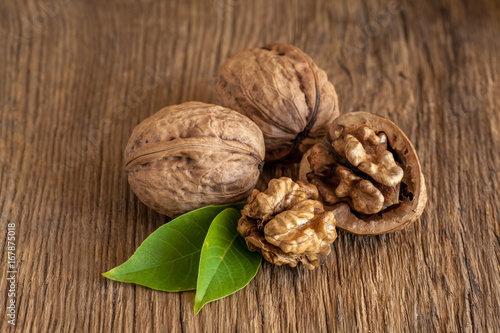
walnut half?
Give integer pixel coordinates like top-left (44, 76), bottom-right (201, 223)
top-left (237, 177), bottom-right (337, 270)
top-left (299, 112), bottom-right (427, 235)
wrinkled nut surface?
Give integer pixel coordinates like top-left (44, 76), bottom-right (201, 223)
top-left (124, 102), bottom-right (265, 218)
top-left (299, 112), bottom-right (427, 235)
top-left (237, 177), bottom-right (337, 270)
top-left (215, 43), bottom-right (339, 163)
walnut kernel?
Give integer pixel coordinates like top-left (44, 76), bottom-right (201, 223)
top-left (238, 177), bottom-right (337, 270)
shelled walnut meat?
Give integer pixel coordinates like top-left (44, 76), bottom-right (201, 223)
top-left (215, 43), bottom-right (339, 163)
top-left (124, 102), bottom-right (265, 218)
top-left (238, 177), bottom-right (337, 270)
top-left (299, 112), bottom-right (427, 235)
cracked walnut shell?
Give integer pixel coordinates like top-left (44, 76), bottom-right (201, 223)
top-left (299, 112), bottom-right (427, 235)
top-left (237, 177), bottom-right (337, 270)
top-left (124, 102), bottom-right (265, 218)
top-left (215, 43), bottom-right (339, 163)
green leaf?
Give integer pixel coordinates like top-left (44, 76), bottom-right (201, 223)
top-left (103, 203), bottom-right (246, 292)
top-left (194, 208), bottom-right (262, 314)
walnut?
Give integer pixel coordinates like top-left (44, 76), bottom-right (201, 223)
top-left (237, 177), bottom-right (337, 270)
top-left (334, 166), bottom-right (385, 214)
top-left (124, 102), bottom-right (265, 218)
top-left (214, 43), bottom-right (339, 164)
top-left (299, 112), bottom-right (427, 235)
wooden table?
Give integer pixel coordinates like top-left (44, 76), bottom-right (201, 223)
top-left (1, 0), bottom-right (499, 331)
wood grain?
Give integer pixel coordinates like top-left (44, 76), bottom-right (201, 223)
top-left (1, 0), bottom-right (499, 331)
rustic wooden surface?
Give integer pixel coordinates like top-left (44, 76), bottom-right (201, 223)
top-left (1, 0), bottom-right (499, 331)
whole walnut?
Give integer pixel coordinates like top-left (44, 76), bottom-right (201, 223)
top-left (299, 112), bottom-right (427, 235)
top-left (238, 177), bottom-right (337, 270)
top-left (124, 102), bottom-right (265, 218)
top-left (215, 43), bottom-right (339, 164)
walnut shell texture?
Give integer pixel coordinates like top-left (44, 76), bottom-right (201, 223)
top-left (215, 43), bottom-right (339, 163)
top-left (124, 102), bottom-right (265, 218)
top-left (300, 112), bottom-right (427, 235)
top-left (238, 177), bottom-right (337, 270)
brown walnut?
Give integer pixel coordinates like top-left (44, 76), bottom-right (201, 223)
top-left (124, 102), bottom-right (265, 218)
top-left (215, 43), bottom-right (339, 164)
top-left (299, 112), bottom-right (427, 235)
top-left (237, 177), bottom-right (337, 270)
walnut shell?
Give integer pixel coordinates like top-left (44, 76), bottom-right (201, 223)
top-left (215, 43), bottom-right (339, 164)
top-left (124, 102), bottom-right (265, 218)
top-left (299, 112), bottom-right (427, 235)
